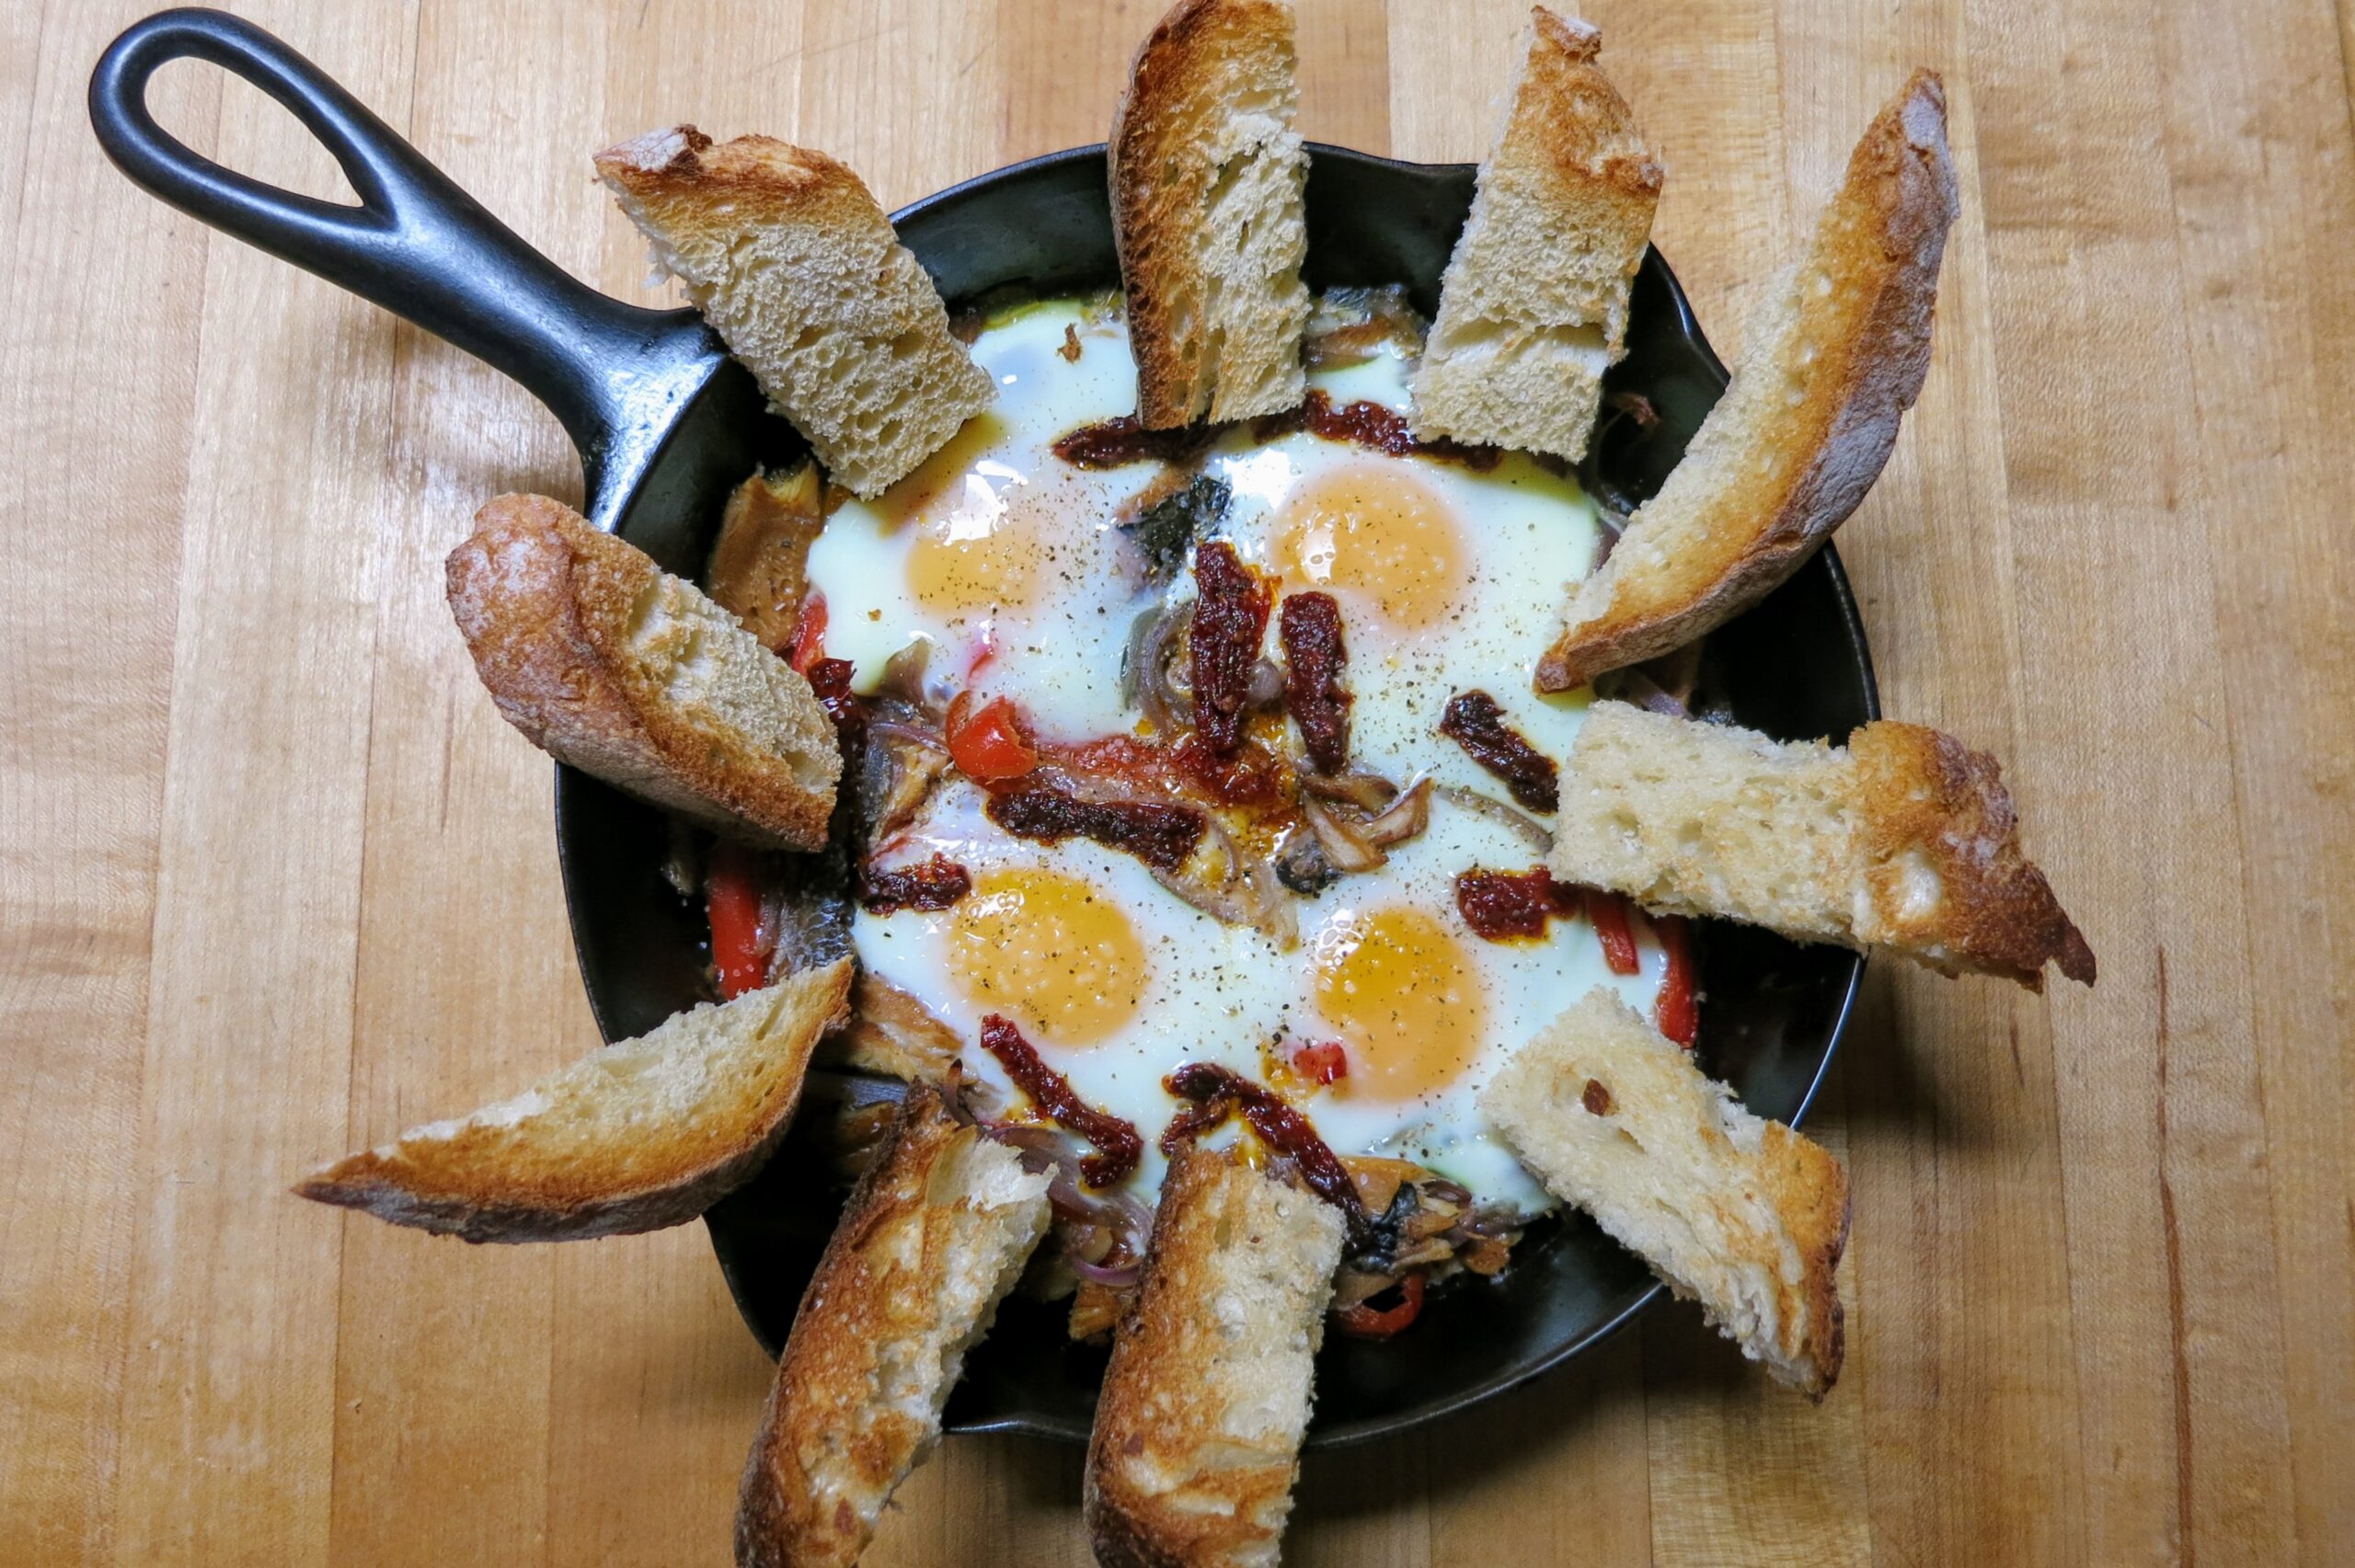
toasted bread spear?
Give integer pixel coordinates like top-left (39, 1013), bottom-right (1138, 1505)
top-left (1086, 1147), bottom-right (1345, 1568)
top-left (596, 129), bottom-right (994, 498)
top-left (296, 960), bottom-right (852, 1242)
top-left (1550, 702), bottom-right (2097, 988)
top-left (735, 1083), bottom-right (1051, 1568)
top-left (447, 494), bottom-right (841, 851)
top-left (1482, 988), bottom-right (1849, 1396)
top-left (1536, 71), bottom-right (1959, 689)
top-left (1111, 0), bottom-right (1313, 428)
top-left (1412, 9), bottom-right (1663, 463)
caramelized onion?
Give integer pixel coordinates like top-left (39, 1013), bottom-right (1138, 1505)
top-left (1435, 784), bottom-right (1552, 853)
top-left (1301, 795), bottom-right (1386, 873)
top-left (1131, 600), bottom-right (1194, 731)
top-left (1361, 775), bottom-right (1432, 847)
top-left (1299, 770), bottom-right (1397, 812)
top-left (1615, 667), bottom-right (1691, 718)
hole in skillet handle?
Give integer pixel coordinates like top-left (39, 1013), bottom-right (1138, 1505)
top-left (557, 144), bottom-right (1876, 1449)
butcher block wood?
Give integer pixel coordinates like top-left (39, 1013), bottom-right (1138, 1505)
top-left (3, 0), bottom-right (2349, 1562)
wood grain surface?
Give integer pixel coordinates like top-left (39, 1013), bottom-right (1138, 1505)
top-left (4, 0), bottom-right (2349, 1562)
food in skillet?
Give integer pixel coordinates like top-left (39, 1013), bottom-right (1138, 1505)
top-left (291, 2), bottom-right (2095, 1563)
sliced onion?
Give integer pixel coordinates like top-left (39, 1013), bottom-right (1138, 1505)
top-left (1435, 784), bottom-right (1551, 853)
top-left (1070, 1255), bottom-right (1141, 1289)
top-left (1132, 601), bottom-right (1194, 730)
top-left (1246, 658), bottom-right (1285, 710)
top-left (1150, 809), bottom-right (1298, 945)
top-left (1299, 770), bottom-right (1397, 812)
top-left (867, 717), bottom-right (949, 754)
top-left (875, 642), bottom-right (940, 712)
top-left (1300, 794), bottom-right (1386, 873)
top-left (1615, 667), bottom-right (1690, 719)
top-left (1361, 775), bottom-right (1433, 848)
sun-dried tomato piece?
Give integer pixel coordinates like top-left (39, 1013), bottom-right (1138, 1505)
top-left (805, 657), bottom-right (867, 747)
top-left (1050, 415), bottom-right (1218, 469)
top-left (1161, 1062), bottom-right (1370, 1242)
top-left (859, 853), bottom-right (972, 915)
top-left (984, 782), bottom-right (1205, 872)
top-left (1250, 390), bottom-right (1503, 470)
top-left (1453, 865), bottom-right (1580, 942)
top-left (981, 1014), bottom-right (1142, 1187)
top-left (1439, 690), bottom-right (1559, 813)
top-left (1189, 542), bottom-right (1270, 757)
top-left (1280, 592), bottom-right (1351, 775)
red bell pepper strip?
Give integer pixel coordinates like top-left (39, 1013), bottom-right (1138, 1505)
top-left (1585, 888), bottom-right (1641, 976)
top-left (1292, 1040), bottom-right (1350, 1086)
top-left (947, 691), bottom-right (1040, 783)
top-left (706, 846), bottom-right (773, 1000)
top-left (1654, 913), bottom-right (1698, 1047)
top-left (787, 590), bottom-right (828, 673)
top-left (1336, 1272), bottom-right (1426, 1339)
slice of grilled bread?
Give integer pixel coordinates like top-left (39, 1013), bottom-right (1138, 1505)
top-left (736, 1083), bottom-right (1051, 1568)
top-left (1410, 10), bottom-right (1662, 463)
top-left (1535, 71), bottom-right (1959, 689)
top-left (595, 129), bottom-right (994, 498)
top-left (297, 959), bottom-right (853, 1242)
top-left (1551, 702), bottom-right (2097, 987)
top-left (1111, 0), bottom-right (1312, 428)
top-left (1480, 988), bottom-right (1848, 1396)
top-left (706, 462), bottom-right (824, 654)
top-left (1086, 1147), bottom-right (1345, 1568)
top-left (447, 493), bottom-right (841, 851)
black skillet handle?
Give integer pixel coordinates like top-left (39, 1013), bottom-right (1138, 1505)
top-left (88, 7), bottom-right (720, 513)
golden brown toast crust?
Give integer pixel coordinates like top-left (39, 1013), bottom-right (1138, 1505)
top-left (1111, 0), bottom-right (1307, 429)
top-left (596, 129), bottom-right (885, 254)
top-left (295, 960), bottom-right (852, 1242)
top-left (1752, 1120), bottom-right (1850, 1396)
top-left (1536, 70), bottom-right (1959, 689)
top-left (595, 129), bottom-right (994, 498)
top-left (1085, 1148), bottom-right (1342, 1568)
top-left (1410, 9), bottom-right (1664, 460)
top-left (1853, 721), bottom-right (2098, 987)
top-left (446, 494), bottom-right (839, 851)
top-left (735, 1083), bottom-right (1049, 1568)
top-left (1513, 8), bottom-right (1661, 219)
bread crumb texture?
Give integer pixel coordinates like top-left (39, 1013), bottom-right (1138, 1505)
top-left (1550, 702), bottom-right (2095, 987)
top-left (1481, 987), bottom-right (1848, 1395)
top-left (736, 1085), bottom-right (1051, 1568)
top-left (1086, 1148), bottom-right (1344, 1568)
top-left (1112, 0), bottom-right (1313, 427)
top-left (596, 128), bottom-right (994, 497)
top-left (295, 960), bottom-right (852, 1241)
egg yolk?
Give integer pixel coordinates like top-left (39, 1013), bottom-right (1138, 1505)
top-left (878, 414), bottom-right (1047, 617)
top-left (1276, 462), bottom-right (1467, 630)
top-left (1305, 904), bottom-right (1487, 1100)
top-left (948, 866), bottom-right (1146, 1047)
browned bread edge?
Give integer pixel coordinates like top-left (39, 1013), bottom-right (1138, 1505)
top-left (1536, 70), bottom-right (1959, 689)
top-left (294, 959), bottom-right (853, 1242)
top-left (446, 493), bottom-right (839, 851)
top-left (1085, 1147), bottom-right (1343, 1567)
top-left (1111, 0), bottom-right (1307, 429)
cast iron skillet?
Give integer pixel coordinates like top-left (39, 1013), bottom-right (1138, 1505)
top-left (93, 7), bottom-right (1875, 1450)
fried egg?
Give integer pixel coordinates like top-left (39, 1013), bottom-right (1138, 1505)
top-left (858, 783), bottom-right (1673, 1214)
top-left (812, 292), bottom-right (1666, 1215)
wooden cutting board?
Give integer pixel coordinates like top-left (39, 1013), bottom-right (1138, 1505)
top-left (4, 1), bottom-right (2348, 1562)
